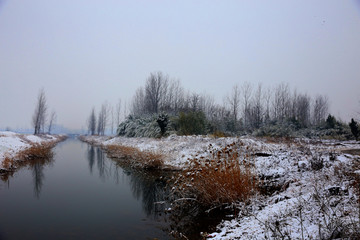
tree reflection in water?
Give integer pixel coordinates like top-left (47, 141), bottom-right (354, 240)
top-left (86, 145), bottom-right (169, 217)
top-left (0, 153), bottom-right (54, 198)
top-left (85, 145), bottom-right (224, 239)
top-left (87, 145), bottom-right (95, 173)
top-left (30, 157), bottom-right (54, 198)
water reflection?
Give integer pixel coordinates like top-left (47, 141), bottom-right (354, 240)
top-left (30, 157), bottom-right (54, 198)
top-left (121, 164), bottom-right (171, 216)
top-left (85, 145), bottom-right (170, 218)
top-left (0, 155), bottom-right (54, 198)
top-left (87, 145), bottom-right (95, 173)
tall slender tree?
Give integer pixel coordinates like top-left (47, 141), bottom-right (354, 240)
top-left (32, 89), bottom-right (47, 135)
top-left (48, 111), bottom-right (57, 134)
top-left (88, 107), bottom-right (96, 135)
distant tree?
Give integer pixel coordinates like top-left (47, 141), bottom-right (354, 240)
top-left (145, 72), bottom-right (169, 114)
top-left (273, 83), bottom-right (291, 122)
top-left (131, 87), bottom-right (146, 116)
top-left (97, 102), bottom-right (109, 136)
top-left (227, 84), bottom-right (240, 131)
top-left (47, 111), bottom-right (57, 134)
top-left (32, 89), bottom-right (47, 135)
top-left (294, 93), bottom-right (311, 127)
top-left (313, 94), bottom-right (329, 125)
top-left (250, 83), bottom-right (263, 129)
top-left (115, 98), bottom-right (122, 127)
top-left (349, 118), bottom-right (359, 141)
top-left (88, 107), bottom-right (96, 135)
top-left (263, 87), bottom-right (272, 122)
top-left (326, 114), bottom-right (337, 129)
top-left (241, 82), bottom-right (253, 127)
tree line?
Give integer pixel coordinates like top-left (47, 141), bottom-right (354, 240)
top-left (128, 72), bottom-right (329, 132)
top-left (87, 99), bottom-right (122, 136)
top-left (86, 71), bottom-right (359, 139)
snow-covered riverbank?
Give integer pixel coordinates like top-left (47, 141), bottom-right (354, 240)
top-left (81, 135), bottom-right (360, 239)
top-left (0, 131), bottom-right (66, 172)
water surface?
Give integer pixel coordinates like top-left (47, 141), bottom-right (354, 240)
top-left (0, 138), bottom-right (170, 240)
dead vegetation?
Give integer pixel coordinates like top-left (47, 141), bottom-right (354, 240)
top-left (104, 144), bottom-right (165, 170)
top-left (1, 135), bottom-right (66, 173)
top-left (172, 141), bottom-right (258, 209)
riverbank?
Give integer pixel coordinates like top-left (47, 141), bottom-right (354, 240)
top-left (80, 134), bottom-right (360, 239)
top-left (0, 131), bottom-right (66, 174)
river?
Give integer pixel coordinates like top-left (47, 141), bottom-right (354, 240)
top-left (0, 138), bottom-right (172, 239)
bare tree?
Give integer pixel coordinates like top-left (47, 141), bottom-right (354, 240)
top-left (227, 84), bottom-right (241, 127)
top-left (97, 102), bottom-right (109, 136)
top-left (263, 86), bottom-right (272, 122)
top-left (32, 89), bottom-right (47, 135)
top-left (171, 79), bottom-right (185, 113)
top-left (273, 83), bottom-right (291, 122)
top-left (47, 111), bottom-right (57, 134)
top-left (251, 83), bottom-right (263, 128)
top-left (110, 105), bottom-right (114, 135)
top-left (131, 87), bottom-right (146, 116)
top-left (88, 107), bottom-right (97, 135)
top-left (144, 71), bottom-right (169, 114)
top-left (115, 98), bottom-right (122, 127)
top-left (241, 82), bottom-right (253, 128)
top-left (313, 94), bottom-right (329, 125)
top-left (295, 93), bottom-right (311, 127)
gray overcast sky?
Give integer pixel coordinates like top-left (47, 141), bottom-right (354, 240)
top-left (1, 0), bottom-right (360, 130)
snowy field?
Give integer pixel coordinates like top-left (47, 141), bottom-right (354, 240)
top-left (82, 135), bottom-right (360, 239)
top-left (0, 131), bottom-right (64, 171)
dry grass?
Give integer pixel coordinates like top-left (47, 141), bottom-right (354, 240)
top-left (1, 142), bottom-right (58, 171)
top-left (172, 141), bottom-right (258, 208)
top-left (105, 144), bottom-right (165, 170)
top-left (17, 143), bottom-right (54, 161)
top-left (1, 155), bottom-right (14, 169)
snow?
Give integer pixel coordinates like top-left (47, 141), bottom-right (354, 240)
top-left (81, 134), bottom-right (360, 239)
top-left (0, 131), bottom-right (63, 170)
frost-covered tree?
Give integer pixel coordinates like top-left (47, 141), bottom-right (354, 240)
top-left (32, 89), bottom-right (47, 135)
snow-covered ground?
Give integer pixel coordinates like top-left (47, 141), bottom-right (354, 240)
top-left (0, 131), bottom-right (64, 171)
top-left (81, 135), bottom-right (360, 239)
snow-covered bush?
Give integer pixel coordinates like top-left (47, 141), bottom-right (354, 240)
top-left (117, 114), bottom-right (177, 138)
top-left (253, 121), bottom-right (296, 137)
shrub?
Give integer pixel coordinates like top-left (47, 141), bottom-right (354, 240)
top-left (349, 118), bottom-right (359, 141)
top-left (177, 111), bottom-right (207, 135)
